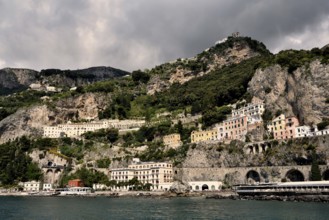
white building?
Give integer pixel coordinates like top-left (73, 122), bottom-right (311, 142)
top-left (188, 181), bottom-right (222, 191)
top-left (295, 125), bottom-right (312, 138)
top-left (43, 119), bottom-right (145, 138)
top-left (43, 183), bottom-right (54, 191)
top-left (109, 158), bottom-right (173, 191)
top-left (231, 102), bottom-right (265, 118)
top-left (315, 128), bottom-right (329, 136)
top-left (23, 181), bottom-right (42, 192)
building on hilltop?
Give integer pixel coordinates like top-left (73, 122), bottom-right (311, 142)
top-left (163, 133), bottom-right (182, 148)
top-left (109, 158), bottom-right (173, 191)
top-left (267, 114), bottom-right (299, 140)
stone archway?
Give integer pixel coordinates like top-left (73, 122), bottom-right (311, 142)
top-left (202, 184), bottom-right (209, 191)
top-left (45, 169), bottom-right (54, 183)
top-left (285, 169), bottom-right (305, 182)
top-left (322, 170), bottom-right (329, 180)
top-left (246, 170), bottom-right (261, 183)
top-left (211, 185), bottom-right (215, 190)
top-left (195, 185), bottom-right (200, 190)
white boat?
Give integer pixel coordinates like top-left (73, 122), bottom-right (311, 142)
top-left (56, 187), bottom-right (93, 196)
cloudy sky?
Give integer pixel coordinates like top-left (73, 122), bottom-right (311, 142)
top-left (0, 0), bottom-right (329, 72)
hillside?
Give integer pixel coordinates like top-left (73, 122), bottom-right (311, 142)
top-left (0, 35), bottom-right (329, 186)
top-left (0, 66), bottom-right (129, 95)
top-left (146, 36), bottom-right (270, 94)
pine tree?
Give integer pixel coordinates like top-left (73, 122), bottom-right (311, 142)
top-left (310, 151), bottom-right (322, 181)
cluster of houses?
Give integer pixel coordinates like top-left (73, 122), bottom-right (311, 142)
top-left (191, 101), bottom-right (329, 144)
top-left (191, 101), bottom-right (265, 143)
top-left (43, 119), bottom-right (145, 138)
top-left (267, 114), bottom-right (329, 139)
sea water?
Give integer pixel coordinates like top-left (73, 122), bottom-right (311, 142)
top-left (0, 196), bottom-right (328, 219)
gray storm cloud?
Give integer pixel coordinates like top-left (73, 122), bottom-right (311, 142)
top-left (0, 0), bottom-right (328, 71)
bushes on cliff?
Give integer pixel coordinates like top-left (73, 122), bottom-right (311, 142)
top-left (317, 118), bottom-right (329, 131)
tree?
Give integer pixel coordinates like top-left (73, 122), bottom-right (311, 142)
top-left (310, 151), bottom-right (321, 181)
top-left (131, 70), bottom-right (150, 84)
top-left (107, 128), bottom-right (119, 143)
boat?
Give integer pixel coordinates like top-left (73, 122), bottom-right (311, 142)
top-left (28, 191), bottom-right (60, 196)
top-left (55, 187), bottom-right (93, 196)
top-left (235, 181), bottom-right (329, 196)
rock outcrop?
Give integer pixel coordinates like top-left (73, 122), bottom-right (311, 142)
top-left (0, 93), bottom-right (108, 143)
top-left (248, 60), bottom-right (329, 125)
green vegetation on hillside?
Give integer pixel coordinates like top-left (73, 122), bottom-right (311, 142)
top-left (0, 137), bottom-right (43, 186)
top-left (0, 90), bottom-right (48, 121)
top-left (147, 36), bottom-right (270, 77)
top-left (264, 47), bottom-right (329, 73)
top-left (155, 56), bottom-right (267, 111)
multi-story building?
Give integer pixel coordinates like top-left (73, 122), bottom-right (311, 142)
top-left (109, 158), bottom-right (173, 191)
top-left (231, 102), bottom-right (265, 118)
top-left (23, 181), bottom-right (42, 192)
top-left (43, 119), bottom-right (145, 138)
top-left (43, 183), bottom-right (54, 191)
top-left (163, 134), bottom-right (182, 148)
top-left (267, 114), bottom-right (300, 140)
top-left (191, 129), bottom-right (218, 143)
top-left (217, 115), bottom-right (248, 142)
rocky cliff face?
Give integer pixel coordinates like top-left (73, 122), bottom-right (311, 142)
top-left (0, 93), bottom-right (108, 143)
top-left (248, 60), bottom-right (329, 125)
top-left (0, 66), bottom-right (129, 95)
top-left (0, 68), bottom-right (38, 94)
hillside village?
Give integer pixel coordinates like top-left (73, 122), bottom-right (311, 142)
top-left (17, 98), bottom-right (328, 193)
top-left (0, 35), bottom-right (329, 194)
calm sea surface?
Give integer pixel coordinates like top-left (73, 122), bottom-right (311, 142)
top-left (0, 196), bottom-right (328, 220)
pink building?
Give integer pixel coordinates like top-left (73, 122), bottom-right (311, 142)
top-left (217, 115), bottom-right (248, 141)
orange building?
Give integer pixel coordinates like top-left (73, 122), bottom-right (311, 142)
top-left (68, 179), bottom-right (84, 187)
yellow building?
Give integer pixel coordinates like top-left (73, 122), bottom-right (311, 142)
top-left (267, 114), bottom-right (299, 140)
top-left (109, 158), bottom-right (173, 191)
top-left (163, 133), bottom-right (182, 148)
top-left (191, 129), bottom-right (218, 143)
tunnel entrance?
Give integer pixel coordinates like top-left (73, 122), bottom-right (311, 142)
top-left (285, 169), bottom-right (305, 182)
top-left (202, 184), bottom-right (209, 191)
top-left (246, 170), bottom-right (261, 183)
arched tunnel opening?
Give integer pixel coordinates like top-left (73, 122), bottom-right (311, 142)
top-left (202, 184), bottom-right (209, 191)
top-left (285, 169), bottom-right (305, 182)
top-left (246, 170), bottom-right (261, 183)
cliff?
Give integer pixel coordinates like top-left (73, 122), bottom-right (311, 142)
top-left (0, 93), bottom-right (108, 143)
top-left (248, 60), bottom-right (329, 125)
